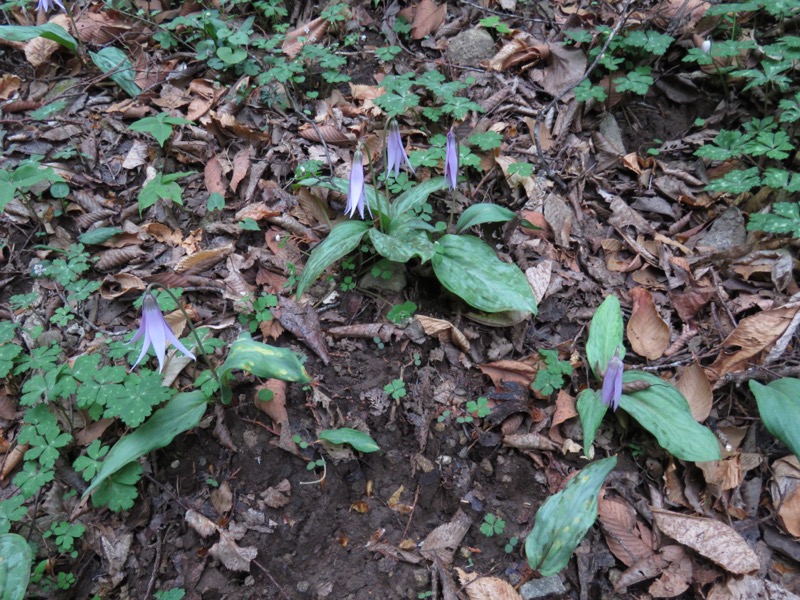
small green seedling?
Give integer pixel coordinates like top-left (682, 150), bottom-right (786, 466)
top-left (384, 379), bottom-right (406, 400)
top-left (480, 513), bottom-right (506, 537)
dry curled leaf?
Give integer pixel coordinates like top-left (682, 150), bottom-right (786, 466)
top-left (175, 243), bottom-right (234, 274)
top-left (209, 531), bottom-right (258, 572)
top-left (456, 567), bottom-right (523, 600)
top-left (298, 124), bottom-right (353, 145)
top-left (414, 315), bottom-right (470, 353)
top-left (95, 246), bottom-right (144, 271)
top-left (100, 273), bottom-right (146, 300)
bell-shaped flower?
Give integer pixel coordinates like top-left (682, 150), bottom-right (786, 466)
top-left (36, 0), bottom-right (66, 13)
top-left (345, 149), bottom-right (371, 219)
top-left (601, 352), bottom-right (624, 411)
top-left (444, 129), bottom-right (459, 190)
top-left (130, 292), bottom-right (196, 372)
top-left (385, 120), bottom-right (415, 178)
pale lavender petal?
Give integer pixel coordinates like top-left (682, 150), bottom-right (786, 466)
top-left (444, 129), bottom-right (459, 190)
top-left (131, 328), bottom-right (151, 370)
top-left (346, 150), bottom-right (366, 219)
top-left (601, 354), bottom-right (624, 411)
top-left (164, 327), bottom-right (197, 362)
top-left (148, 308), bottom-right (168, 373)
top-left (385, 121), bottom-right (415, 178)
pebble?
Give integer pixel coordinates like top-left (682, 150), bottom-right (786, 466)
top-left (296, 581), bottom-right (310, 593)
top-left (520, 575), bottom-right (566, 599)
top-left (479, 458), bottom-right (494, 476)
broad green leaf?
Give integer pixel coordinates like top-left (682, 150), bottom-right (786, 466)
top-left (525, 456), bottom-right (617, 576)
top-left (216, 46), bottom-right (247, 64)
top-left (219, 333), bottom-right (311, 404)
top-left (749, 378), bottom-right (800, 458)
top-left (84, 391), bottom-right (208, 497)
top-left (432, 234), bottom-right (538, 314)
top-left (455, 203), bottom-right (516, 233)
top-left (295, 220), bottom-right (370, 298)
top-left (297, 177), bottom-right (390, 225)
top-left (319, 428), bottom-right (381, 453)
top-left (0, 23), bottom-right (76, 51)
top-left (577, 389), bottom-right (607, 457)
top-left (0, 533), bottom-right (32, 600)
top-left (79, 227), bottom-right (123, 245)
top-left (585, 295), bottom-right (625, 379)
top-left (368, 227), bottom-right (434, 263)
top-left (620, 371), bottom-right (720, 461)
top-left (390, 177), bottom-right (448, 220)
top-left (89, 47), bottom-right (141, 97)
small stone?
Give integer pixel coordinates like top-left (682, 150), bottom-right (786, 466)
top-left (244, 576), bottom-right (255, 586)
top-left (413, 569), bottom-right (430, 587)
top-left (447, 28), bottom-right (496, 67)
top-left (296, 581), bottom-right (310, 593)
top-left (242, 430), bottom-right (259, 449)
top-left (170, 460), bottom-right (180, 470)
top-left (480, 458), bottom-right (494, 476)
top-left (520, 575), bottom-right (566, 599)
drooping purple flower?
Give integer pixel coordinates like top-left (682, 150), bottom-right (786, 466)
top-left (385, 120), bottom-right (415, 178)
top-left (130, 292), bottom-right (196, 372)
top-left (36, 0), bottom-right (66, 14)
top-left (601, 353), bottom-right (624, 411)
top-left (345, 149), bottom-right (371, 219)
top-left (444, 128), bottom-right (459, 190)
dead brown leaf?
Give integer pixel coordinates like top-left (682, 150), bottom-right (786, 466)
top-left (531, 42), bottom-right (587, 97)
top-left (420, 509), bottom-right (472, 566)
top-left (414, 315), bottom-right (470, 353)
top-left (204, 156), bottom-right (227, 196)
top-left (411, 0), bottom-right (447, 39)
top-left (185, 509), bottom-right (218, 538)
top-left (262, 479), bottom-right (292, 509)
top-left (25, 14), bottom-right (70, 67)
top-left (99, 273), bottom-right (146, 300)
top-left (175, 243), bottom-right (234, 274)
top-left (456, 567), bottom-right (522, 600)
top-left (209, 531), bottom-right (258, 572)
top-left (230, 146), bottom-right (252, 193)
top-left (652, 508), bottom-right (760, 574)
top-left (771, 455), bottom-right (800, 537)
top-left (706, 298), bottom-right (800, 383)
top-left (598, 494), bottom-right (655, 567)
top-left (282, 17), bottom-right (329, 57)
top-left (674, 362), bottom-right (713, 421)
top-left (627, 287), bottom-right (671, 360)
top-left (486, 33), bottom-right (549, 71)
top-left (211, 481), bottom-right (233, 516)
top-left (275, 296), bottom-right (330, 364)
top-left (478, 355), bottom-right (538, 388)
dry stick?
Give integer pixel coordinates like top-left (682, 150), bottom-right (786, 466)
top-left (532, 0), bottom-right (637, 183)
top-left (251, 559), bottom-right (292, 600)
top-left (143, 528), bottom-right (166, 600)
top-left (401, 484), bottom-right (421, 541)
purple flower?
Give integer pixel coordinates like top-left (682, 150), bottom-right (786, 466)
top-left (444, 129), bottom-right (459, 190)
top-left (345, 149), bottom-right (371, 219)
top-left (130, 292), bottom-right (196, 372)
top-left (36, 0), bottom-right (66, 14)
top-left (601, 353), bottom-right (624, 411)
top-left (385, 120), bottom-right (415, 178)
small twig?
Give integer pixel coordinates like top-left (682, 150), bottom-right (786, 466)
top-left (143, 528), bottom-right (166, 599)
top-left (251, 559), bottom-right (292, 600)
top-left (401, 485), bottom-right (421, 541)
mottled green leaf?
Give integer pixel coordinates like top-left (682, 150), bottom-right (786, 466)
top-left (0, 23), bottom-right (76, 51)
top-left (295, 220), bottom-right (370, 298)
top-left (749, 378), bottom-right (800, 458)
top-left (585, 295), bottom-right (625, 379)
top-left (84, 391), bottom-right (208, 497)
top-left (577, 389), bottom-right (607, 457)
top-left (455, 203), bottom-right (516, 233)
top-left (432, 234), bottom-right (537, 314)
top-left (319, 428), bottom-right (380, 453)
top-left (79, 227), bottom-right (123, 245)
top-left (621, 371), bottom-right (720, 461)
top-left (219, 333), bottom-right (311, 404)
top-left (89, 47), bottom-right (141, 97)
top-left (0, 533), bottom-right (32, 600)
top-left (526, 457), bottom-right (617, 576)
